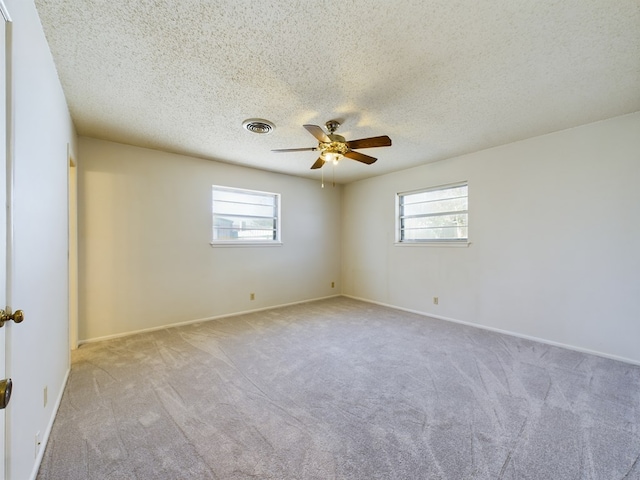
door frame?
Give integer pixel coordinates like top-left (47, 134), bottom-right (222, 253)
top-left (0, 1), bottom-right (12, 479)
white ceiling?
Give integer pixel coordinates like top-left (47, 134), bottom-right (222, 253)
top-left (35, 0), bottom-right (640, 184)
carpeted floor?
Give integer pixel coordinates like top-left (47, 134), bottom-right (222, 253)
top-left (37, 297), bottom-right (640, 479)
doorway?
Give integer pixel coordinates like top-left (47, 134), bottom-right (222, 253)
top-left (68, 152), bottom-right (78, 350)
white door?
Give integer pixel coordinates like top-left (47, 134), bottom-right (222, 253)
top-left (0, 3), bottom-right (9, 479)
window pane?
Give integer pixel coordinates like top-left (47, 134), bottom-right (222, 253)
top-left (212, 189), bottom-right (275, 206)
top-left (214, 215), bottom-right (275, 229)
top-left (402, 197), bottom-right (467, 216)
top-left (402, 226), bottom-right (468, 241)
top-left (213, 227), bottom-right (275, 241)
top-left (212, 201), bottom-right (275, 217)
top-left (402, 213), bottom-right (468, 229)
top-left (402, 185), bottom-right (468, 205)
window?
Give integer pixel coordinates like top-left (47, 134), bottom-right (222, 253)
top-left (397, 182), bottom-right (468, 243)
top-left (211, 186), bottom-right (281, 245)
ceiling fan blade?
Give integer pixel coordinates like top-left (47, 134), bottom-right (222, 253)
top-left (271, 147), bottom-right (317, 152)
top-left (310, 157), bottom-right (325, 169)
top-left (303, 124), bottom-right (331, 143)
top-left (346, 135), bottom-right (392, 149)
top-left (344, 150), bottom-right (377, 165)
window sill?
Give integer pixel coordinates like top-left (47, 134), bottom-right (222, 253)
top-left (210, 241), bottom-right (283, 248)
top-left (394, 241), bottom-right (471, 248)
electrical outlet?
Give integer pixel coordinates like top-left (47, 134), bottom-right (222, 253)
top-left (44, 386), bottom-right (48, 407)
top-left (250, 293), bottom-right (255, 301)
top-left (433, 297), bottom-right (439, 305)
top-left (331, 281), bottom-right (335, 288)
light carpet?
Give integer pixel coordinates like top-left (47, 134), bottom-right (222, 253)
top-left (37, 297), bottom-right (640, 479)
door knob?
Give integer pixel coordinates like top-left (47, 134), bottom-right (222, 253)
top-left (0, 379), bottom-right (12, 409)
top-left (0, 309), bottom-right (24, 328)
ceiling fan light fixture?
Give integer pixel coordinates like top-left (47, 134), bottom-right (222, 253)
top-left (242, 118), bottom-right (275, 134)
top-left (319, 139), bottom-right (348, 165)
top-left (323, 152), bottom-right (342, 164)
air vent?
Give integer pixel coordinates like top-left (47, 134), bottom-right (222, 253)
top-left (242, 118), bottom-right (275, 134)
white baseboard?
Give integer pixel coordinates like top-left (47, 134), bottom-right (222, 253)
top-left (79, 294), bottom-right (343, 345)
top-left (343, 294), bottom-right (640, 367)
top-left (79, 293), bottom-right (639, 366)
top-left (29, 367), bottom-right (71, 480)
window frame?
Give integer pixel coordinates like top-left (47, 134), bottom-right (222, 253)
top-left (395, 182), bottom-right (469, 246)
top-left (210, 185), bottom-right (282, 247)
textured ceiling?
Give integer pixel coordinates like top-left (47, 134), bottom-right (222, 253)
top-left (35, 0), bottom-right (640, 183)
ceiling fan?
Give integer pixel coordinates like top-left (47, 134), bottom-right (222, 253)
top-left (272, 120), bottom-right (392, 169)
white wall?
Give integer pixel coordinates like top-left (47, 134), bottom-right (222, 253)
top-left (8, 1), bottom-right (77, 479)
top-left (78, 138), bottom-right (342, 341)
top-left (342, 112), bottom-right (640, 364)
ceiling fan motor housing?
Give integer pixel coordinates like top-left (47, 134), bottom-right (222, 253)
top-left (320, 135), bottom-right (349, 156)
